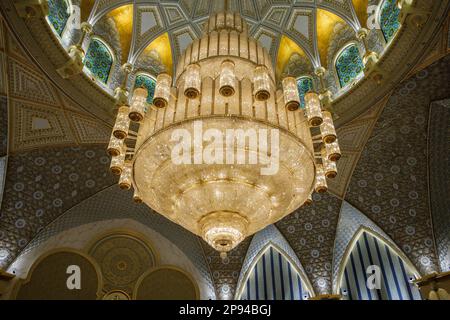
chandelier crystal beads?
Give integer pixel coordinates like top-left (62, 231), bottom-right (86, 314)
top-left (109, 12), bottom-right (341, 256)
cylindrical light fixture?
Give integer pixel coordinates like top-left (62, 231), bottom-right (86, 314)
top-left (113, 106), bottom-right (130, 139)
top-left (315, 164), bottom-right (328, 193)
top-left (129, 87), bottom-right (148, 122)
top-left (110, 146), bottom-right (126, 176)
top-left (305, 91), bottom-right (323, 126)
top-left (321, 111), bottom-right (337, 144)
top-left (133, 189), bottom-right (143, 204)
top-left (119, 161), bottom-right (132, 190)
top-left (219, 60), bottom-right (236, 97)
top-left (253, 65), bottom-right (271, 101)
top-left (322, 146), bottom-right (337, 179)
top-left (107, 134), bottom-right (124, 157)
top-left (153, 73), bottom-right (172, 108)
top-left (325, 139), bottom-right (341, 162)
top-left (282, 77), bottom-right (300, 111)
top-left (184, 64), bottom-right (201, 99)
top-left (304, 194), bottom-right (313, 206)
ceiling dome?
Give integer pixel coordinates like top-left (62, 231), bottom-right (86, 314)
top-left (46, 1), bottom-right (399, 91)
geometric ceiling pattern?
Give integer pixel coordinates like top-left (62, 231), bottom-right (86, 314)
top-left (199, 236), bottom-right (253, 300)
top-left (3, 28), bottom-right (111, 154)
top-left (425, 99), bottom-right (450, 273)
top-left (0, 144), bottom-right (117, 268)
top-left (276, 192), bottom-right (342, 295)
top-left (346, 54), bottom-right (450, 276)
top-left (86, 0), bottom-right (364, 74)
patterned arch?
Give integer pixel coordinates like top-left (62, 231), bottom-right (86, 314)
top-left (338, 230), bottom-right (421, 300)
top-left (335, 43), bottom-right (364, 88)
top-left (84, 38), bottom-right (114, 84)
top-left (238, 245), bottom-right (312, 300)
top-left (379, 0), bottom-right (401, 43)
top-left (47, 0), bottom-right (71, 36)
top-left (297, 76), bottom-right (314, 109)
top-left (134, 74), bottom-right (157, 105)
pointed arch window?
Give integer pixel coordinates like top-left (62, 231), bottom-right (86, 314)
top-left (297, 76), bottom-right (314, 109)
top-left (338, 231), bottom-right (421, 300)
top-left (84, 38), bottom-right (114, 84)
top-left (335, 44), bottom-right (364, 88)
top-left (47, 0), bottom-right (71, 36)
top-left (135, 74), bottom-right (157, 105)
top-left (238, 246), bottom-right (312, 300)
top-left (379, 0), bottom-right (401, 43)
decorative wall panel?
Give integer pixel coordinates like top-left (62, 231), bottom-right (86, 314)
top-left (239, 246), bottom-right (312, 300)
top-left (339, 231), bottom-right (421, 300)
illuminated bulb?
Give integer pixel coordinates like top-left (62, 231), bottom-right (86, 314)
top-left (321, 146), bottom-right (337, 179)
top-left (129, 87), bottom-right (148, 122)
top-left (119, 161), bottom-right (132, 190)
top-left (321, 111), bottom-right (337, 144)
top-left (325, 139), bottom-right (341, 162)
top-left (253, 65), bottom-right (271, 101)
top-left (107, 134), bottom-right (124, 157)
top-left (305, 91), bottom-right (323, 126)
top-left (153, 73), bottom-right (172, 108)
top-left (113, 106), bottom-right (130, 139)
top-left (219, 60), bottom-right (236, 97)
top-left (315, 164), bottom-right (328, 193)
top-left (184, 64), bottom-right (201, 99)
top-left (282, 77), bottom-right (300, 111)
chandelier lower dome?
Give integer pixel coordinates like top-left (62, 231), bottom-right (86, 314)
top-left (133, 116), bottom-right (315, 253)
top-left (110, 11), bottom-right (340, 255)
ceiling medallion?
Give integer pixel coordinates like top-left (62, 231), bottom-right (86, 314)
top-left (108, 12), bottom-right (341, 258)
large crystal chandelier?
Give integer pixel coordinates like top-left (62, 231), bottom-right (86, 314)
top-left (108, 12), bottom-right (340, 258)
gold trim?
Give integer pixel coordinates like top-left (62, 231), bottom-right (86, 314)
top-left (308, 294), bottom-right (341, 300)
top-left (414, 271), bottom-right (450, 286)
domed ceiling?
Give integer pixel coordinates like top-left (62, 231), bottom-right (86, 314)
top-left (0, 0), bottom-right (449, 300)
top-left (81, 0), bottom-right (367, 75)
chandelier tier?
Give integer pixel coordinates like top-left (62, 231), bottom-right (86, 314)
top-left (109, 12), bottom-right (340, 257)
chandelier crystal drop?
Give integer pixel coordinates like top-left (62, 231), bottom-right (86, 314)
top-left (184, 64), bottom-right (202, 99)
top-left (109, 12), bottom-right (341, 256)
top-left (253, 65), bottom-right (271, 101)
top-left (304, 91), bottom-right (324, 127)
top-left (282, 77), bottom-right (301, 111)
top-left (129, 87), bottom-right (148, 122)
top-left (153, 73), bottom-right (172, 108)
